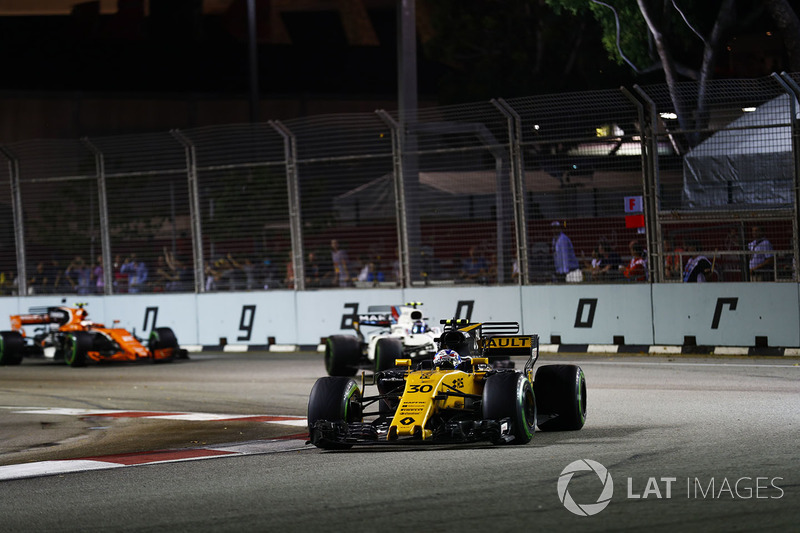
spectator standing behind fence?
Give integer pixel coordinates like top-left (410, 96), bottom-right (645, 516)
top-left (28, 261), bottom-right (47, 295)
top-left (93, 255), bottom-right (104, 294)
top-left (551, 221), bottom-right (580, 282)
top-left (331, 239), bottom-right (350, 287)
top-left (122, 254), bottom-right (148, 293)
top-left (664, 237), bottom-right (686, 280)
top-left (589, 239), bottom-right (622, 281)
top-left (45, 259), bottom-right (63, 293)
top-left (748, 226), bottom-right (774, 281)
top-left (682, 241), bottom-right (717, 282)
top-left (460, 246), bottom-right (489, 284)
top-left (65, 256), bottom-right (92, 294)
top-left (305, 251), bottom-right (322, 288)
top-left (284, 252), bottom-right (295, 289)
top-left (622, 240), bottom-right (648, 282)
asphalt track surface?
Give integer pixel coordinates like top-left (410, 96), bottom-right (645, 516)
top-left (0, 351), bottom-right (798, 532)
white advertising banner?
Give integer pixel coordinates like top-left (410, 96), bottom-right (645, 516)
top-left (1, 282), bottom-right (799, 348)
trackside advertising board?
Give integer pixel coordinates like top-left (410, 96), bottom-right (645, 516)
top-left (0, 282), bottom-right (797, 347)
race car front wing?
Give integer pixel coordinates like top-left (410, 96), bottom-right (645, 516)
top-left (308, 416), bottom-right (515, 447)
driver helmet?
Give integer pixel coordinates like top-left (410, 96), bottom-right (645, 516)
top-left (411, 320), bottom-right (429, 334)
top-left (433, 349), bottom-right (462, 369)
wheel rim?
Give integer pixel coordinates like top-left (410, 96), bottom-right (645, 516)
top-left (520, 384), bottom-right (536, 438)
top-left (65, 336), bottom-right (75, 365)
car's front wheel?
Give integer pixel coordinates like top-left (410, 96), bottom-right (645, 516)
top-left (63, 332), bottom-right (93, 367)
top-left (482, 372), bottom-right (536, 444)
top-left (307, 376), bottom-right (362, 449)
top-left (148, 327), bottom-right (180, 362)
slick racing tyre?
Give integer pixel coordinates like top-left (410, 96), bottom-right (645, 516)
top-left (148, 327), bottom-right (180, 362)
top-left (533, 364), bottom-right (587, 431)
top-left (307, 377), bottom-right (362, 450)
top-left (324, 335), bottom-right (361, 377)
top-left (0, 331), bottom-right (25, 365)
top-left (482, 372), bottom-right (536, 445)
top-left (63, 331), bottom-right (93, 367)
top-left (374, 337), bottom-right (403, 372)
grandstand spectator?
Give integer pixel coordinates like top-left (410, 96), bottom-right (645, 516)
top-left (93, 255), bottom-right (104, 294)
top-left (65, 256), bottom-right (92, 294)
top-left (460, 246), bottom-right (489, 284)
top-left (551, 221), bottom-right (580, 283)
top-left (622, 240), bottom-right (648, 282)
top-left (331, 239), bottom-right (351, 287)
top-left (0, 271), bottom-right (15, 295)
top-left (305, 251), bottom-right (322, 288)
top-left (237, 257), bottom-right (257, 291)
top-left (113, 254), bottom-right (128, 293)
top-left (723, 227), bottom-right (746, 281)
top-left (121, 254), bottom-right (148, 293)
top-left (153, 254), bottom-right (173, 292)
top-left (391, 252), bottom-right (402, 285)
top-left (683, 256), bottom-right (714, 282)
top-left (204, 260), bottom-right (219, 291)
top-left (588, 239), bottom-right (622, 282)
top-left (42, 259), bottom-right (62, 294)
top-left (260, 257), bottom-right (279, 289)
top-left (748, 226), bottom-right (774, 281)
top-left (213, 255), bottom-right (236, 290)
top-left (664, 237), bottom-right (686, 280)
top-left (28, 261), bottom-right (48, 294)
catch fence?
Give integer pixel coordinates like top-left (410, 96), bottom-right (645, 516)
top-left (1, 71), bottom-right (799, 295)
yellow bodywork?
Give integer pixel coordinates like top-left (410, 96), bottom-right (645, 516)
top-left (387, 358), bottom-right (489, 441)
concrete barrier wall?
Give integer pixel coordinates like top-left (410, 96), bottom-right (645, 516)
top-left (1, 283), bottom-right (798, 348)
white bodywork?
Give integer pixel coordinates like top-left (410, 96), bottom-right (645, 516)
top-left (363, 305), bottom-right (440, 363)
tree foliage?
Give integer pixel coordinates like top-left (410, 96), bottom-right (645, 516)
top-left (421, 0), bottom-right (634, 102)
top-left (546, 0), bottom-right (800, 147)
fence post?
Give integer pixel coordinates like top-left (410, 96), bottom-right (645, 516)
top-left (631, 85), bottom-right (665, 283)
top-left (171, 130), bottom-right (206, 293)
top-left (775, 72), bottom-right (800, 281)
top-left (376, 109), bottom-right (410, 288)
top-left (82, 138), bottom-right (114, 295)
top-left (269, 120), bottom-right (305, 291)
top-left (492, 98), bottom-right (529, 285)
top-left (0, 145), bottom-right (26, 296)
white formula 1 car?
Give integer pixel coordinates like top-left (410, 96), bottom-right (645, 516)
top-left (324, 303), bottom-right (440, 376)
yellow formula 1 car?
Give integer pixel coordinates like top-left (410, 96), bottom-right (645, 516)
top-left (307, 319), bottom-right (586, 448)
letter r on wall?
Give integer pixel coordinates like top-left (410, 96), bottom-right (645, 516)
top-left (711, 298), bottom-right (738, 329)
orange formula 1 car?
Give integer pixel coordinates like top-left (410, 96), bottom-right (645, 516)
top-left (0, 303), bottom-right (186, 367)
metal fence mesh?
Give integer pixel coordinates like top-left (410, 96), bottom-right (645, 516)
top-left (639, 75), bottom-right (798, 282)
top-left (2, 72), bottom-right (799, 295)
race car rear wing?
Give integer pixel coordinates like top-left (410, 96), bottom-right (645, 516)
top-left (439, 318), bottom-right (539, 372)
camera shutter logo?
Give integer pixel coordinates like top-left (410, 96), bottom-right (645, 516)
top-left (558, 459), bottom-right (614, 516)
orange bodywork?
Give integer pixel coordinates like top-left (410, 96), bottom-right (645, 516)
top-left (9, 305), bottom-right (173, 363)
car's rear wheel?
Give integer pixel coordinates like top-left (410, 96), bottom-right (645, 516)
top-left (533, 364), bottom-right (587, 431)
top-left (307, 376), bottom-right (362, 449)
top-left (482, 372), bottom-right (536, 444)
top-left (374, 337), bottom-right (403, 372)
top-left (324, 335), bottom-right (361, 376)
top-left (0, 331), bottom-right (25, 365)
top-left (63, 332), bottom-right (93, 367)
top-left (148, 327), bottom-right (179, 362)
